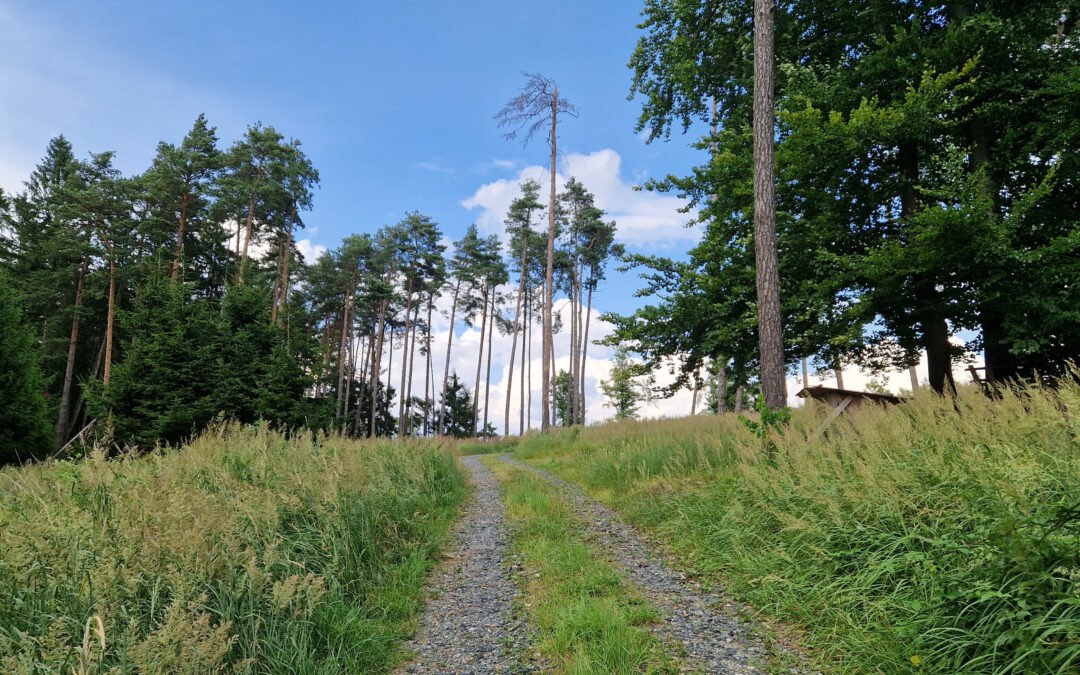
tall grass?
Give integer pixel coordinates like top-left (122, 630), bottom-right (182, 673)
top-left (0, 423), bottom-right (466, 673)
top-left (515, 380), bottom-right (1080, 673)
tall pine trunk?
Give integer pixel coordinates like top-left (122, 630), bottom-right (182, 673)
top-left (472, 286), bottom-right (488, 436)
top-left (271, 203), bottom-right (296, 326)
top-left (404, 301), bottom-right (421, 436)
top-left (483, 285), bottom-right (496, 437)
top-left (170, 192), bottom-right (189, 282)
top-left (238, 186), bottom-right (259, 285)
top-left (55, 257), bottom-right (90, 449)
top-left (441, 279), bottom-right (462, 436)
top-left (542, 88), bottom-right (558, 431)
top-left (423, 294), bottom-right (433, 436)
top-left (370, 300), bottom-right (387, 437)
top-left (397, 278), bottom-right (415, 435)
top-left (103, 240), bottom-right (116, 386)
top-left (504, 265), bottom-right (525, 436)
top-left (753, 0), bottom-right (786, 410)
top-left (579, 281), bottom-right (594, 424)
top-left (716, 360), bottom-right (728, 414)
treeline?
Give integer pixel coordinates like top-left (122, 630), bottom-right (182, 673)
top-left (0, 119), bottom-right (618, 462)
top-left (611, 1), bottom-right (1079, 401)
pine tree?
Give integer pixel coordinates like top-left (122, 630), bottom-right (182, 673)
top-left (0, 277), bottom-right (53, 463)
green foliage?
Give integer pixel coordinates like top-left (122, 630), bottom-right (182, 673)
top-left (88, 276), bottom-right (328, 449)
top-left (0, 278), bottom-right (52, 463)
top-left (599, 347), bottom-right (654, 421)
top-left (512, 380), bottom-right (1080, 673)
top-left (439, 373), bottom-right (477, 438)
top-left (0, 425), bottom-right (466, 672)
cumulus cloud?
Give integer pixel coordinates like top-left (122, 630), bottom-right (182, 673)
top-left (461, 148), bottom-right (698, 250)
top-left (295, 238), bottom-right (327, 262)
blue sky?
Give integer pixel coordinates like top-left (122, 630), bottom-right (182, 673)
top-left (0, 0), bottom-right (707, 318)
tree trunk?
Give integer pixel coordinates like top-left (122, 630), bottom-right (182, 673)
top-left (525, 288), bottom-right (531, 433)
top-left (734, 385), bottom-right (745, 414)
top-left (579, 282), bottom-right (594, 425)
top-left (404, 300), bottom-right (421, 436)
top-left (271, 203), bottom-right (296, 326)
top-left (909, 365), bottom-right (919, 392)
top-left (397, 278), bottom-right (415, 435)
top-left (238, 186), bottom-right (259, 285)
top-left (542, 87), bottom-right (558, 431)
top-left (801, 357), bottom-right (809, 387)
top-left (753, 0), bottom-right (786, 410)
top-left (370, 300), bottom-right (387, 437)
top-left (483, 286), bottom-right (496, 437)
top-left (423, 294), bottom-right (434, 436)
top-left (336, 289), bottom-right (352, 418)
top-left (690, 367), bottom-right (699, 415)
top-left (472, 286), bottom-right (488, 436)
top-left (55, 257), bottom-right (90, 449)
top-left (170, 192), bottom-right (189, 282)
top-left (716, 359), bottom-right (728, 414)
top-left (505, 267), bottom-right (525, 437)
top-left (834, 368), bottom-right (844, 390)
top-left (441, 279), bottom-right (462, 436)
top-left (103, 241), bottom-right (116, 387)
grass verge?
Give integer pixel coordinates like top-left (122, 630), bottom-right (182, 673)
top-left (0, 423), bottom-right (466, 673)
top-left (513, 381), bottom-right (1080, 674)
top-left (487, 457), bottom-right (676, 674)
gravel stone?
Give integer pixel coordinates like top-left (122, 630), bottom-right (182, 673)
top-left (498, 454), bottom-right (768, 674)
top-left (397, 455), bottom-right (542, 674)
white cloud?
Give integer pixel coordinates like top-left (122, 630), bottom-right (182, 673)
top-left (461, 148), bottom-right (698, 250)
top-left (295, 238), bottom-right (327, 262)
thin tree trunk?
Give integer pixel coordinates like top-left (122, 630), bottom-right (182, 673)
top-left (238, 186), bottom-right (259, 285)
top-left (690, 367), bottom-right (699, 415)
top-left (441, 279), bottom-right (462, 436)
top-left (370, 300), bottom-right (387, 437)
top-left (170, 192), bottom-right (189, 282)
top-left (483, 285), bottom-right (496, 437)
top-left (336, 289), bottom-right (352, 418)
top-left (579, 281), bottom-right (594, 424)
top-left (55, 257), bottom-right (90, 449)
top-left (716, 359), bottom-right (728, 414)
top-left (397, 278), bottom-right (415, 435)
top-left (504, 269), bottom-right (524, 436)
top-left (102, 240), bottom-right (116, 387)
top-left (542, 87), bottom-right (558, 431)
top-left (404, 300), bottom-right (421, 436)
top-left (343, 327), bottom-right (359, 431)
top-left (834, 368), bottom-right (844, 390)
top-left (424, 294), bottom-right (434, 436)
top-left (801, 357), bottom-right (809, 387)
top-left (909, 365), bottom-right (919, 392)
top-left (735, 385), bottom-right (745, 414)
top-left (525, 288), bottom-right (532, 432)
top-left (472, 285), bottom-right (488, 436)
top-left (753, 0), bottom-right (786, 410)
top-left (271, 203), bottom-right (296, 326)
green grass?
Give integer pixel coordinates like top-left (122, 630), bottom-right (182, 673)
top-left (513, 381), bottom-right (1080, 674)
top-left (487, 457), bottom-right (675, 674)
top-left (0, 423), bottom-right (466, 673)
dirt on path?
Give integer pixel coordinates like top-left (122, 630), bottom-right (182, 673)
top-left (498, 454), bottom-right (769, 674)
top-left (397, 455), bottom-right (541, 674)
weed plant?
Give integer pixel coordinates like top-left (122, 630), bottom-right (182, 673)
top-left (514, 380), bottom-right (1080, 673)
top-left (0, 423), bottom-right (465, 673)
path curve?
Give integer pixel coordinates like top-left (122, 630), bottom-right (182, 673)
top-left (499, 454), bottom-right (767, 674)
top-left (398, 455), bottom-right (539, 674)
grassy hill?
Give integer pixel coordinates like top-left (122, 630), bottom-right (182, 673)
top-left (0, 424), bottom-right (464, 673)
top-left (513, 381), bottom-right (1080, 673)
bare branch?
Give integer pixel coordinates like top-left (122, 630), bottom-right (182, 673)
top-left (494, 72), bottom-right (578, 147)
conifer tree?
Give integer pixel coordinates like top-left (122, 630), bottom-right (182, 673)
top-left (0, 277), bottom-right (53, 463)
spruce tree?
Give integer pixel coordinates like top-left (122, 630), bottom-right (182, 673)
top-left (0, 278), bottom-right (53, 463)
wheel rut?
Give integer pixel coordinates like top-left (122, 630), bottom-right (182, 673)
top-left (398, 455), bottom-right (541, 674)
top-left (498, 454), bottom-right (768, 674)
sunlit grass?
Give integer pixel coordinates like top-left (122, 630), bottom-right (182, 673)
top-left (0, 423), bottom-right (466, 673)
top-left (514, 379), bottom-right (1080, 673)
top-left (489, 459), bottom-right (674, 674)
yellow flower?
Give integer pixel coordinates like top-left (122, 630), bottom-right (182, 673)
top-left (911, 655), bottom-right (923, 666)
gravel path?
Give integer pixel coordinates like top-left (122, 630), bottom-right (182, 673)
top-left (397, 455), bottom-right (540, 674)
top-left (498, 454), bottom-right (767, 674)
